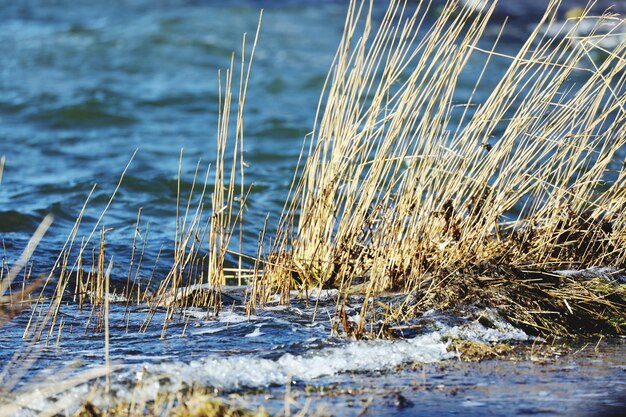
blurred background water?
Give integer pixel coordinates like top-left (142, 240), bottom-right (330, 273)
top-left (0, 0), bottom-right (352, 273)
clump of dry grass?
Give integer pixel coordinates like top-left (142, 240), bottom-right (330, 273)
top-left (2, 3), bottom-right (625, 414)
top-left (447, 339), bottom-right (514, 362)
top-left (71, 391), bottom-right (271, 417)
top-left (257, 0), bottom-right (626, 337)
top-left (170, 395), bottom-right (270, 417)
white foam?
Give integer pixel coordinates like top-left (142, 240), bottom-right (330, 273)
top-left (444, 309), bottom-right (530, 343)
top-left (121, 310), bottom-right (529, 395)
top-left (244, 326), bottom-right (264, 338)
top-left (555, 267), bottom-right (626, 283)
top-left (136, 331), bottom-right (453, 392)
top-left (8, 314), bottom-right (534, 417)
top-left (445, 321), bottom-right (529, 343)
top-left (183, 308), bottom-right (257, 324)
top-left (306, 288), bottom-right (339, 301)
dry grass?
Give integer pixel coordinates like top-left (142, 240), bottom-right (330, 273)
top-left (257, 0), bottom-right (626, 337)
top-left (0, 215), bottom-right (52, 326)
top-left (70, 390), bottom-right (271, 417)
top-left (0, 16), bottom-right (263, 409)
top-left (0, 155), bottom-right (5, 184)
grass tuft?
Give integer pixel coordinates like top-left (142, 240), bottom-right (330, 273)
top-left (257, 0), bottom-right (626, 337)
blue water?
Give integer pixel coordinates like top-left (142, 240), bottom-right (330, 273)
top-left (0, 0), bottom-right (355, 276)
top-left (1, 1), bottom-right (626, 416)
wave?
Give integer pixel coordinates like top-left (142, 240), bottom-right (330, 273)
top-left (30, 100), bottom-right (137, 129)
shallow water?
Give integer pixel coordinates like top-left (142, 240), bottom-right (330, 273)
top-left (2, 290), bottom-right (625, 416)
top-left (1, 0), bottom-right (626, 415)
top-left (254, 340), bottom-right (626, 417)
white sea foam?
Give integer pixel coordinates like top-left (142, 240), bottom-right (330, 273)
top-left (183, 308), bottom-right (257, 323)
top-left (116, 310), bottom-right (530, 397)
top-left (140, 331), bottom-right (453, 392)
top-left (555, 266), bottom-right (626, 283)
top-left (9, 313), bottom-right (532, 416)
top-left (445, 308), bottom-right (530, 343)
top-left (244, 326), bottom-right (264, 338)
top-left (266, 289), bottom-right (339, 304)
top-left (306, 288), bottom-right (339, 301)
